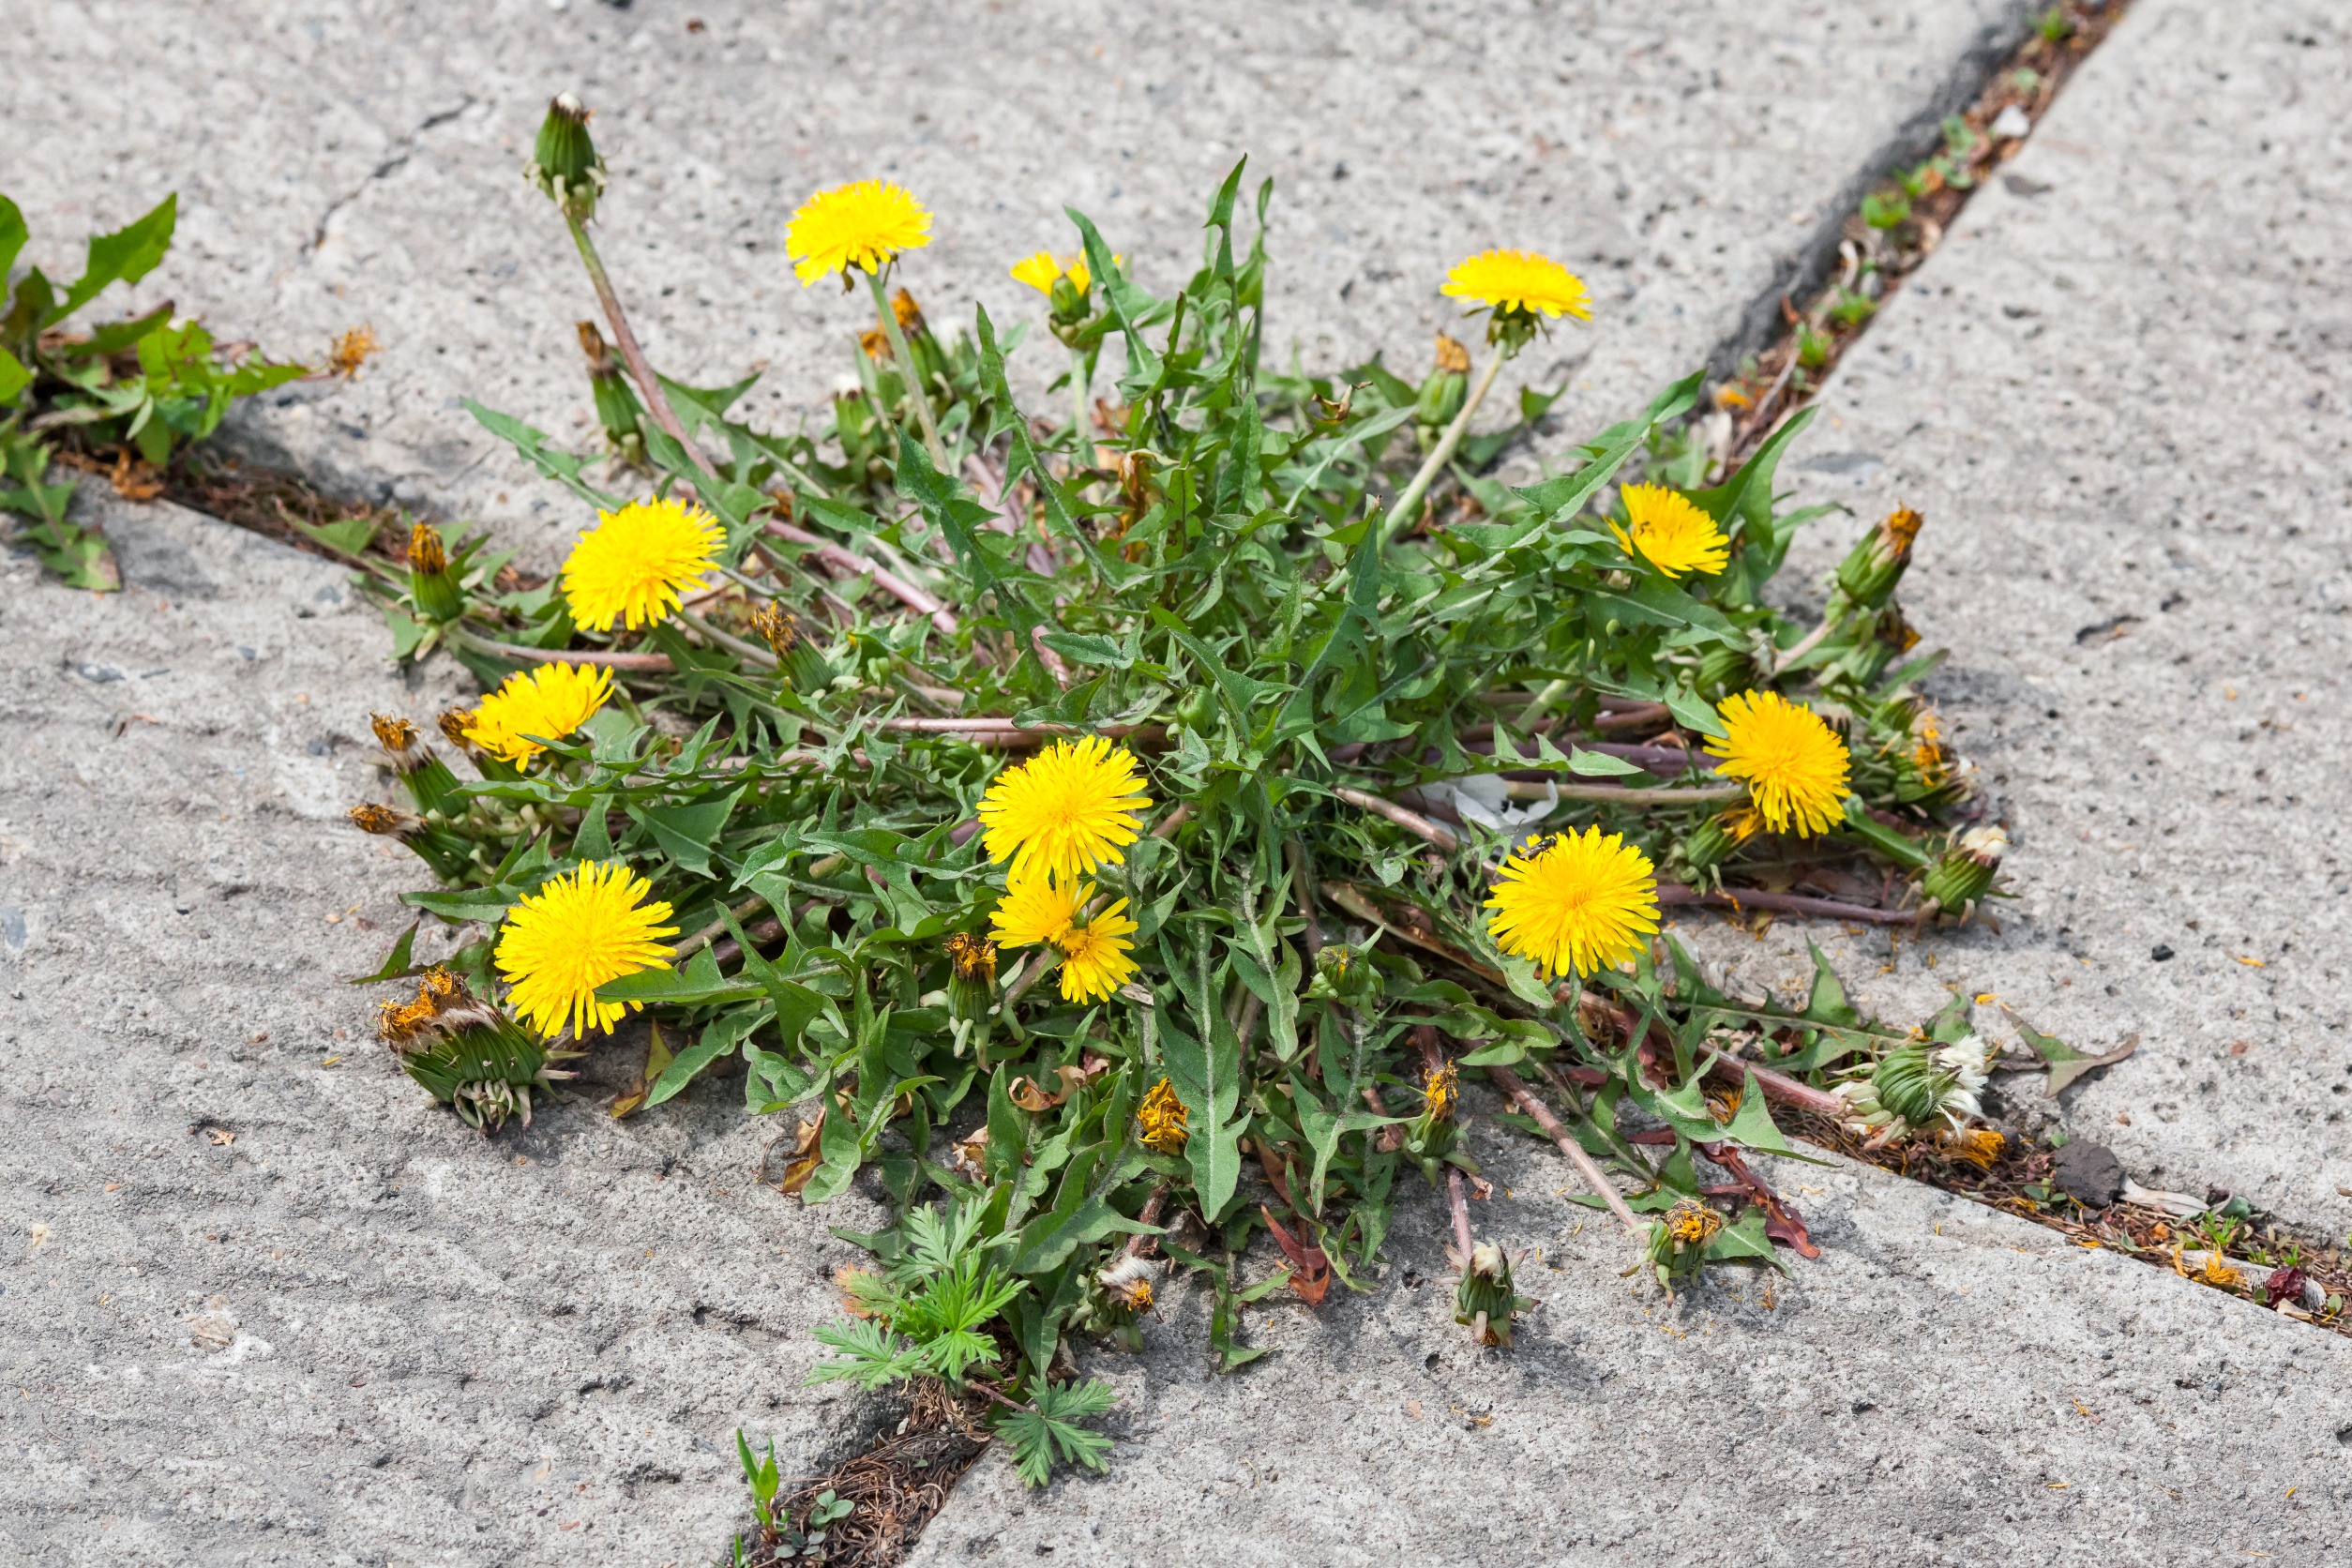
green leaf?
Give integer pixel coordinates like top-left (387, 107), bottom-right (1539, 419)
top-left (1662, 685), bottom-right (1727, 740)
top-left (999, 1379), bottom-right (1117, 1487)
top-left (596, 947), bottom-right (762, 1007)
top-left (45, 194), bottom-right (175, 327)
top-left (1163, 973), bottom-right (1245, 1221)
top-left (0, 347), bottom-right (27, 406)
top-left (1803, 942), bottom-right (1861, 1027)
top-left (1565, 746), bottom-right (1645, 777)
top-left (1702, 1207), bottom-right (1788, 1273)
top-left (0, 197), bottom-right (25, 285)
top-left (1036, 630), bottom-right (1134, 669)
top-left (1718, 1069), bottom-right (1803, 1156)
top-left (2010, 1014), bottom-right (2139, 1097)
top-left (345, 922), bottom-right (422, 985)
top-left (627, 787), bottom-right (745, 878)
top-left (647, 1014), bottom-right (750, 1107)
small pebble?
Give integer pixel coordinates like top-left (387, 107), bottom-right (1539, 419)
top-left (1991, 104), bottom-right (2032, 140)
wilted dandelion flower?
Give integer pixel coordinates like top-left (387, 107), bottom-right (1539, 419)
top-left (464, 662), bottom-right (615, 767)
top-left (1664, 1199), bottom-right (1724, 1248)
top-left (1423, 1061), bottom-right (1459, 1123)
top-left (495, 860), bottom-right (677, 1039)
top-left (1485, 826), bottom-right (1660, 980)
top-left (1612, 484), bottom-right (1729, 579)
top-left (1054, 900), bottom-right (1139, 1005)
top-left (1098, 1254), bottom-right (1156, 1315)
top-left (561, 497), bottom-right (723, 632)
top-left (329, 325), bottom-right (381, 380)
top-left (944, 930), bottom-right (997, 983)
top-left (1137, 1077), bottom-right (1189, 1154)
top-left (1440, 249), bottom-right (1591, 321)
top-left (1707, 690), bottom-right (1850, 837)
top-left (977, 736), bottom-right (1153, 882)
top-left (786, 180), bottom-right (931, 284)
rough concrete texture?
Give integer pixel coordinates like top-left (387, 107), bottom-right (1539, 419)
top-left (0, 495), bottom-right (899, 1565)
top-left (1, 0), bottom-right (2035, 568)
top-left (910, 1094), bottom-right (2352, 1567)
top-left (1739, 0), bottom-right (2352, 1235)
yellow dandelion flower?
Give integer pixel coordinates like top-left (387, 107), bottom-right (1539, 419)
top-left (1485, 825), bottom-right (1660, 980)
top-left (560, 497), bottom-right (724, 633)
top-left (495, 861), bottom-right (678, 1039)
top-left (1707, 690), bottom-right (1851, 837)
top-left (1010, 250), bottom-right (1094, 295)
top-left (988, 865), bottom-right (1087, 951)
top-left (786, 179), bottom-right (931, 284)
top-left (977, 735), bottom-right (1153, 882)
top-left (1054, 899), bottom-right (1139, 1005)
top-left (463, 662), bottom-right (614, 768)
top-left (1440, 249), bottom-right (1591, 321)
top-left (1138, 1077), bottom-right (1189, 1154)
top-left (1612, 484), bottom-right (1729, 579)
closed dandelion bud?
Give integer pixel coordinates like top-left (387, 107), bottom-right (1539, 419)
top-left (369, 712), bottom-right (460, 814)
top-left (1673, 809), bottom-right (1744, 887)
top-left (1920, 824), bottom-right (2006, 917)
top-left (348, 800), bottom-right (471, 882)
top-left (1647, 1199), bottom-right (1724, 1290)
top-left (406, 521), bottom-right (466, 624)
top-left (1305, 941), bottom-right (1380, 1007)
top-left (1833, 505), bottom-right (1922, 612)
top-left (378, 967), bottom-right (580, 1132)
top-left (1836, 1034), bottom-right (1991, 1144)
top-left (1047, 270), bottom-right (1088, 324)
top-left (1136, 1077), bottom-right (1189, 1155)
top-left (577, 321), bottom-right (643, 464)
top-left (1416, 333), bottom-right (1471, 431)
top-left (944, 930), bottom-right (998, 1021)
top-left (1453, 1241), bottom-right (1530, 1346)
top-left (527, 93), bottom-right (607, 220)
top-left (1696, 641), bottom-right (1759, 699)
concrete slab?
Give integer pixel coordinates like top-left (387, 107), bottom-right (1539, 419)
top-left (0, 496), bottom-right (896, 1566)
top-left (2, 0), bottom-right (2036, 565)
top-left (910, 1095), bottom-right (2352, 1567)
top-left (1739, 0), bottom-right (2352, 1233)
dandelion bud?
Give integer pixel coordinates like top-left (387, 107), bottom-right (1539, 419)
top-left (1421, 1061), bottom-right (1459, 1124)
top-left (1835, 1034), bottom-right (1991, 1144)
top-left (527, 93), bottom-right (607, 221)
top-left (746, 601), bottom-right (798, 656)
top-left (1919, 824), bottom-right (2006, 918)
top-left (1136, 1077), bottom-right (1189, 1155)
top-left (1415, 333), bottom-right (1471, 431)
top-left (1454, 1241), bottom-right (1529, 1346)
top-left (576, 321), bottom-right (643, 465)
top-left (406, 521), bottom-right (466, 625)
top-left (349, 800), bottom-right (470, 882)
top-left (370, 712), bottom-right (460, 814)
top-left (377, 967), bottom-right (579, 1132)
top-left (1833, 505), bottom-right (1922, 613)
top-left (1696, 641), bottom-right (1759, 698)
top-left (1646, 1199), bottom-right (1725, 1292)
top-left (1673, 807), bottom-right (1756, 887)
top-left (943, 930), bottom-right (998, 1022)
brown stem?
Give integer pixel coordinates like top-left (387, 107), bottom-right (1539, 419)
top-left (455, 633), bottom-right (674, 671)
top-left (1331, 786), bottom-right (1459, 853)
top-left (1151, 802), bottom-right (1192, 839)
top-left (1445, 1167), bottom-right (1475, 1259)
top-left (1657, 882), bottom-right (1915, 926)
top-left (1486, 1064), bottom-right (1645, 1238)
top-left (1123, 1184), bottom-right (1171, 1259)
top-left (1704, 1053), bottom-right (1847, 1118)
top-left (1287, 839), bottom-right (1323, 960)
top-left (565, 214), bottom-right (701, 462)
top-left (766, 520), bottom-right (959, 634)
top-left (673, 893), bottom-right (769, 960)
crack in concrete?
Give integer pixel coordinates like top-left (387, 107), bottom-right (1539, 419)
top-left (308, 96), bottom-right (476, 255)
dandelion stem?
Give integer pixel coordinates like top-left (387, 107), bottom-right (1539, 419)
top-left (673, 893), bottom-right (772, 960)
top-left (446, 626), bottom-right (675, 671)
top-left (866, 268), bottom-right (945, 470)
top-left (1445, 1166), bottom-right (1475, 1259)
top-left (565, 214), bottom-right (702, 468)
top-left (1486, 1063), bottom-right (1645, 1238)
top-left (1069, 343), bottom-right (1093, 456)
top-left (1380, 344), bottom-right (1511, 546)
top-left (672, 605), bottom-right (779, 670)
top-left (1516, 677), bottom-right (1574, 730)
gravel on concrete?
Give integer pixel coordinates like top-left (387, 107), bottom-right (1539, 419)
top-left (1729, 0), bottom-right (2352, 1235)
top-left (908, 1093), bottom-right (2352, 1567)
top-left (0, 494), bottom-right (898, 1566)
top-left (2, 0), bottom-right (2034, 568)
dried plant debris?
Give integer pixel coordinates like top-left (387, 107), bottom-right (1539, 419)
top-left (731, 1380), bottom-right (993, 1568)
top-left (1710, 0), bottom-right (2141, 464)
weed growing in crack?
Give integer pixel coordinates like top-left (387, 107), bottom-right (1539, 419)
top-left (337, 95), bottom-right (2111, 1493)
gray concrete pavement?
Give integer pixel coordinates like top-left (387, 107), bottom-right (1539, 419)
top-left (3, 0), bottom-right (2035, 567)
top-left (0, 495), bottom-right (895, 1566)
top-left (1736, 0), bottom-right (2352, 1235)
top-left (909, 1098), bottom-right (2352, 1567)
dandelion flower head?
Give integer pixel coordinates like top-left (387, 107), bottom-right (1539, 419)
top-left (1707, 690), bottom-right (1851, 837)
top-left (1485, 825), bottom-right (1660, 980)
top-left (1612, 484), bottom-right (1729, 579)
top-left (1440, 249), bottom-right (1591, 321)
top-left (1010, 250), bottom-right (1093, 295)
top-left (978, 735), bottom-right (1153, 882)
top-left (787, 180), bottom-right (931, 284)
top-left (561, 496), bottom-right (723, 633)
top-left (495, 861), bottom-right (677, 1039)
top-left (463, 662), bottom-right (614, 767)
top-left (1054, 898), bottom-right (1139, 1005)
top-left (988, 865), bottom-right (1088, 952)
